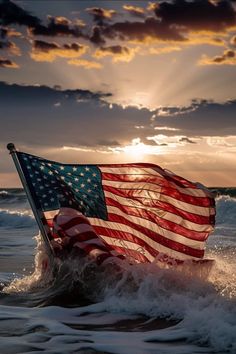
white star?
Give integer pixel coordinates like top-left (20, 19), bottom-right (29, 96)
top-left (73, 167), bottom-right (77, 171)
top-left (87, 189), bottom-right (92, 193)
top-left (74, 177), bottom-right (79, 181)
top-left (85, 167), bottom-right (90, 171)
top-left (67, 172), bottom-right (72, 176)
top-left (60, 176), bottom-right (65, 180)
top-left (50, 198), bottom-right (55, 202)
top-left (47, 163), bottom-right (52, 167)
top-left (39, 186), bottom-right (44, 190)
top-left (87, 178), bottom-right (91, 183)
top-left (60, 166), bottom-right (64, 170)
top-left (93, 184), bottom-right (98, 188)
top-left (92, 173), bottom-right (97, 177)
top-left (37, 178), bottom-right (41, 182)
top-left (68, 182), bottom-right (72, 186)
top-left (40, 166), bottom-right (44, 170)
top-left (80, 172), bottom-right (84, 176)
top-left (83, 194), bottom-right (87, 198)
top-left (81, 183), bottom-right (85, 188)
top-left (49, 171), bottom-right (53, 175)
top-left (27, 165), bottom-right (31, 169)
top-left (75, 188), bottom-right (79, 192)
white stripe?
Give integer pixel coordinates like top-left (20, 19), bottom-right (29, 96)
top-left (104, 191), bottom-right (213, 233)
top-left (105, 205), bottom-right (205, 250)
top-left (91, 218), bottom-right (199, 261)
top-left (100, 166), bottom-right (209, 197)
top-left (103, 180), bottom-right (210, 217)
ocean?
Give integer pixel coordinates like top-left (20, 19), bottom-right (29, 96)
top-left (0, 188), bottom-right (235, 354)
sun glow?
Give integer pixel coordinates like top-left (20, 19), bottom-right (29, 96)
top-left (109, 138), bottom-right (164, 158)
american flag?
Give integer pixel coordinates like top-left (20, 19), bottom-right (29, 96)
top-left (16, 151), bottom-right (215, 264)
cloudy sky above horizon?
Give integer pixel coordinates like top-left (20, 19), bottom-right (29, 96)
top-left (1, 0), bottom-right (236, 187)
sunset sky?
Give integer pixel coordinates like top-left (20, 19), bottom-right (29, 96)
top-left (1, 0), bottom-right (236, 187)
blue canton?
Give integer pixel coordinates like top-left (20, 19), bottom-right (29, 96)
top-left (17, 152), bottom-right (107, 219)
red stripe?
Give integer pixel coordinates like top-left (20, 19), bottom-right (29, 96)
top-left (66, 231), bottom-right (101, 245)
top-left (54, 215), bottom-right (90, 231)
top-left (106, 213), bottom-right (204, 258)
top-left (94, 225), bottom-right (159, 258)
top-left (103, 185), bottom-right (212, 226)
top-left (105, 197), bottom-right (209, 241)
top-left (102, 173), bottom-right (211, 206)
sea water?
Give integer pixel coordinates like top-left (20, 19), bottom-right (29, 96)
top-left (0, 188), bottom-right (235, 354)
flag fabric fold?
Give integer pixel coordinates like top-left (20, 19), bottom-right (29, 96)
top-left (16, 151), bottom-right (215, 264)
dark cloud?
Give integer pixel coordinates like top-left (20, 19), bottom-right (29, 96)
top-left (0, 57), bottom-right (18, 68)
top-left (214, 49), bottom-right (235, 62)
top-left (0, 0), bottom-right (41, 27)
top-left (154, 99), bottom-right (236, 136)
top-left (179, 137), bottom-right (197, 144)
top-left (33, 40), bottom-right (84, 53)
top-left (154, 0), bottom-right (236, 32)
top-left (103, 17), bottom-right (186, 42)
top-left (0, 27), bottom-right (8, 39)
top-left (30, 16), bottom-right (86, 38)
top-left (0, 81), bottom-right (151, 149)
top-left (89, 26), bottom-right (106, 45)
top-left (86, 7), bottom-right (116, 26)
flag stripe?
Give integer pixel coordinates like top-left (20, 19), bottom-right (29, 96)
top-left (105, 197), bottom-right (207, 244)
top-left (104, 189), bottom-right (213, 230)
top-left (91, 212), bottom-right (204, 258)
top-left (92, 222), bottom-right (198, 261)
top-left (102, 183), bottom-right (211, 217)
top-left (102, 173), bottom-right (212, 206)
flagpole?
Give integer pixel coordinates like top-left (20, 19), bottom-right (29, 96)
top-left (7, 143), bottom-right (55, 263)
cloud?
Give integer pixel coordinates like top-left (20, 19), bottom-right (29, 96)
top-left (93, 45), bottom-right (138, 62)
top-left (30, 40), bottom-right (87, 62)
top-left (230, 35), bottom-right (236, 46)
top-left (86, 7), bottom-right (116, 25)
top-left (178, 137), bottom-right (197, 144)
top-left (154, 0), bottom-right (236, 32)
top-left (68, 58), bottom-right (102, 69)
top-left (199, 49), bottom-right (236, 65)
top-left (0, 0), bottom-right (41, 27)
top-left (29, 16), bottom-right (86, 38)
top-left (0, 39), bottom-right (20, 55)
top-left (123, 5), bottom-right (146, 18)
top-left (153, 99), bottom-right (236, 136)
top-left (102, 17), bottom-right (186, 44)
top-left (0, 81), bottom-right (152, 150)
top-left (0, 57), bottom-right (18, 68)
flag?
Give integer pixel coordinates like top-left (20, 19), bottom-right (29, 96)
top-left (16, 151), bottom-right (215, 264)
top-left (52, 207), bottom-right (126, 266)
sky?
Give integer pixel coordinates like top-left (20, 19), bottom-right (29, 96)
top-left (1, 0), bottom-right (236, 187)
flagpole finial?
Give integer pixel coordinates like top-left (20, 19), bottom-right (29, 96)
top-left (7, 143), bottom-right (16, 153)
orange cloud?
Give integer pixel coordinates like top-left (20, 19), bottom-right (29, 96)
top-left (199, 49), bottom-right (236, 65)
top-left (0, 57), bottom-right (19, 68)
top-left (123, 5), bottom-right (145, 18)
top-left (30, 40), bottom-right (87, 62)
top-left (149, 46), bottom-right (181, 55)
top-left (68, 58), bottom-right (102, 69)
top-left (94, 45), bottom-right (139, 62)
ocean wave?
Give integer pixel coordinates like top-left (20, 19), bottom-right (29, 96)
top-left (215, 195), bottom-right (236, 226)
top-left (0, 209), bottom-right (34, 228)
top-left (2, 238), bottom-right (236, 354)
